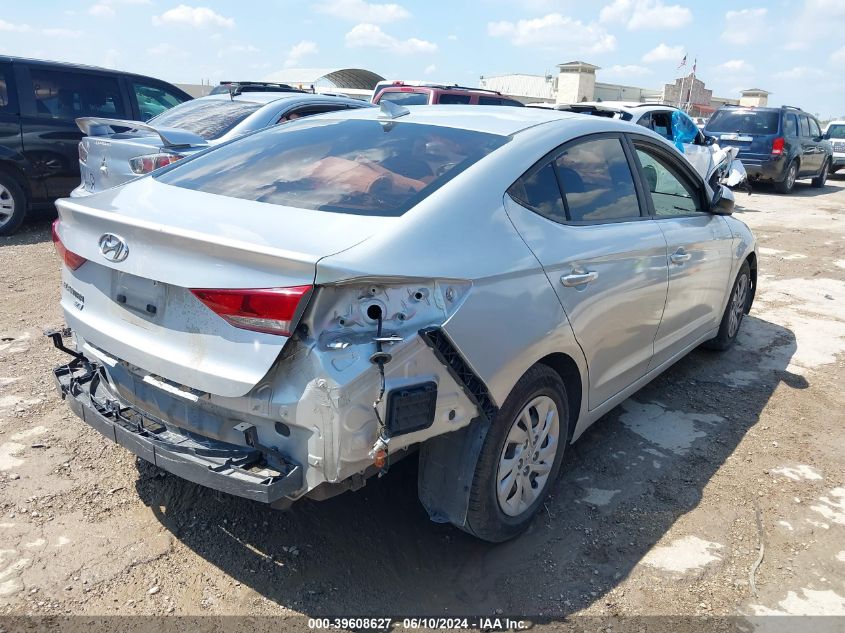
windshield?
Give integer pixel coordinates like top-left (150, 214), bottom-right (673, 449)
top-left (157, 118), bottom-right (508, 216)
top-left (827, 124), bottom-right (845, 139)
top-left (706, 109), bottom-right (779, 134)
top-left (377, 91), bottom-right (429, 106)
top-left (149, 99), bottom-right (263, 140)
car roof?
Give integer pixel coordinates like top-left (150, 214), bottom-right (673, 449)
top-left (572, 101), bottom-right (678, 114)
top-left (0, 55), bottom-right (170, 84)
top-left (314, 104), bottom-right (592, 136)
top-left (195, 91), bottom-right (366, 106)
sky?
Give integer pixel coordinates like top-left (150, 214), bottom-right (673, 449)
top-left (1, 0), bottom-right (844, 118)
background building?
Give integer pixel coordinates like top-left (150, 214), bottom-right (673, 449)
top-left (480, 61), bottom-right (766, 116)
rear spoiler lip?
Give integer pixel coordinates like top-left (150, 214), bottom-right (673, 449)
top-left (75, 117), bottom-right (208, 149)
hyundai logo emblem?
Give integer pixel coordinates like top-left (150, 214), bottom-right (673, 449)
top-left (98, 233), bottom-right (129, 263)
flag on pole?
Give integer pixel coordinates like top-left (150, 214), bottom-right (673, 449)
top-left (677, 54), bottom-right (687, 69)
top-left (692, 58), bottom-right (697, 74)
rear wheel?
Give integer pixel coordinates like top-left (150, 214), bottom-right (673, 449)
top-left (0, 172), bottom-right (27, 237)
top-left (812, 159), bottom-right (830, 188)
top-left (774, 160), bottom-right (798, 194)
top-left (462, 364), bottom-right (569, 542)
top-left (704, 261), bottom-right (751, 351)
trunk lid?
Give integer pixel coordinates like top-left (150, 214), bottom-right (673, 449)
top-left (77, 118), bottom-right (208, 194)
top-left (56, 177), bottom-right (392, 397)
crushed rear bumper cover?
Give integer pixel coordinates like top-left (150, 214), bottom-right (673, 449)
top-left (51, 343), bottom-right (303, 505)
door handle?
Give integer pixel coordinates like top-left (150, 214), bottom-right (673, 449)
top-left (670, 249), bottom-right (692, 265)
top-left (560, 270), bottom-right (599, 287)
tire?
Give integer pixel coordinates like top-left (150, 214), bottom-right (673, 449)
top-left (774, 160), bottom-right (798, 194)
top-left (0, 171), bottom-right (28, 237)
top-left (462, 364), bottom-right (569, 542)
top-left (704, 261), bottom-right (751, 351)
top-left (811, 159), bottom-right (830, 188)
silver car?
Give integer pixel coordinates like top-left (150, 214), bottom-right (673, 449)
top-left (50, 105), bottom-right (757, 542)
top-left (73, 91), bottom-right (371, 196)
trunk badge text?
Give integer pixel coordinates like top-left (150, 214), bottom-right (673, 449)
top-left (98, 233), bottom-right (129, 262)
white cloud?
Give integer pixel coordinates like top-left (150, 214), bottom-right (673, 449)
top-left (315, 0), bottom-right (410, 23)
top-left (0, 20), bottom-right (32, 32)
top-left (88, 4), bottom-right (115, 17)
top-left (774, 66), bottom-right (829, 81)
top-left (345, 23), bottom-right (437, 54)
top-left (152, 5), bottom-right (235, 29)
top-left (424, 63), bottom-right (436, 75)
top-left (284, 40), bottom-right (318, 67)
top-left (488, 14), bottom-right (615, 53)
top-left (600, 0), bottom-right (692, 30)
top-left (146, 43), bottom-right (188, 58)
top-left (447, 34), bottom-right (458, 41)
top-left (218, 44), bottom-right (260, 58)
top-left (832, 46), bottom-right (845, 64)
top-left (718, 59), bottom-right (754, 73)
top-left (641, 43), bottom-right (684, 63)
top-left (721, 8), bottom-right (767, 45)
top-left (42, 28), bottom-right (84, 38)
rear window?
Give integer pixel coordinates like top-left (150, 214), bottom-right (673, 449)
top-left (157, 118), bottom-right (508, 216)
top-left (706, 109), bottom-right (780, 135)
top-left (377, 90), bottom-right (429, 106)
top-left (149, 99), bottom-right (262, 140)
top-left (828, 124), bottom-right (845, 139)
top-left (438, 93), bottom-right (471, 105)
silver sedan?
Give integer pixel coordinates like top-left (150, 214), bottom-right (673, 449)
top-left (50, 105), bottom-right (757, 542)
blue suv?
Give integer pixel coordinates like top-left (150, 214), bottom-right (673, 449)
top-left (704, 105), bottom-right (832, 194)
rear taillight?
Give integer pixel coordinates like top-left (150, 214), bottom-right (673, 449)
top-left (771, 137), bottom-right (785, 155)
top-left (51, 219), bottom-right (87, 271)
top-left (190, 285), bottom-right (312, 336)
top-left (78, 141), bottom-right (88, 164)
top-left (129, 152), bottom-right (185, 175)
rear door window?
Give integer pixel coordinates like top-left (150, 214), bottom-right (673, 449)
top-left (132, 80), bottom-right (186, 121)
top-left (377, 91), bottom-right (429, 106)
top-left (799, 115), bottom-right (811, 137)
top-left (29, 69), bottom-right (127, 119)
top-left (149, 99), bottom-right (262, 139)
top-left (555, 137), bottom-right (640, 222)
top-left (157, 118), bottom-right (508, 216)
top-left (0, 62), bottom-right (16, 113)
top-left (706, 109), bottom-right (780, 134)
top-left (479, 96), bottom-right (523, 107)
top-left (437, 93), bottom-right (472, 104)
top-left (783, 113), bottom-right (798, 137)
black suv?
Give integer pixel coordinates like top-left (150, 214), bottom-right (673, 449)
top-left (704, 105), bottom-right (832, 194)
top-left (0, 56), bottom-right (191, 235)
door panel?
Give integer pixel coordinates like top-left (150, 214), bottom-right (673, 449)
top-left (506, 198), bottom-right (668, 408)
top-left (798, 115), bottom-right (821, 174)
top-left (504, 134), bottom-right (669, 409)
top-left (631, 141), bottom-right (734, 365)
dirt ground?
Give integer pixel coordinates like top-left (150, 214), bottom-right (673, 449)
top-left (0, 175), bottom-right (843, 631)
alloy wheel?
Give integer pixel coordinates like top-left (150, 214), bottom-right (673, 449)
top-left (728, 273), bottom-right (749, 338)
top-left (496, 395), bottom-right (559, 517)
top-left (0, 183), bottom-right (15, 228)
top-left (786, 163), bottom-right (797, 190)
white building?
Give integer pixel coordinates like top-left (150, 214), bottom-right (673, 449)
top-left (480, 61), bottom-right (765, 116)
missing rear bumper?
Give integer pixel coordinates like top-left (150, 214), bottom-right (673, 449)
top-left (50, 334), bottom-right (303, 505)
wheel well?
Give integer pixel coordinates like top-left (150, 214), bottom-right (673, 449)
top-left (745, 252), bottom-right (757, 312)
top-left (0, 161), bottom-right (31, 200)
top-left (537, 353), bottom-right (582, 441)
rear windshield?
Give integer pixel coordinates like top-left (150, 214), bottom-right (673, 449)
top-left (827, 124), bottom-right (845, 139)
top-left (157, 118), bottom-right (508, 216)
top-left (149, 99), bottom-right (263, 140)
top-left (377, 90), bottom-right (429, 106)
top-left (706, 109), bottom-right (780, 135)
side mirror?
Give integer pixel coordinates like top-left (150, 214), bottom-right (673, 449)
top-left (822, 132), bottom-right (830, 140)
top-left (711, 185), bottom-right (735, 215)
top-left (704, 135), bottom-right (717, 146)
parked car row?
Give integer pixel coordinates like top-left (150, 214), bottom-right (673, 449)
top-left (50, 96), bottom-right (757, 541)
top-left (0, 56), bottom-right (192, 235)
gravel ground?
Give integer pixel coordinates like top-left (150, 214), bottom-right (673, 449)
top-left (0, 177), bottom-right (843, 631)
